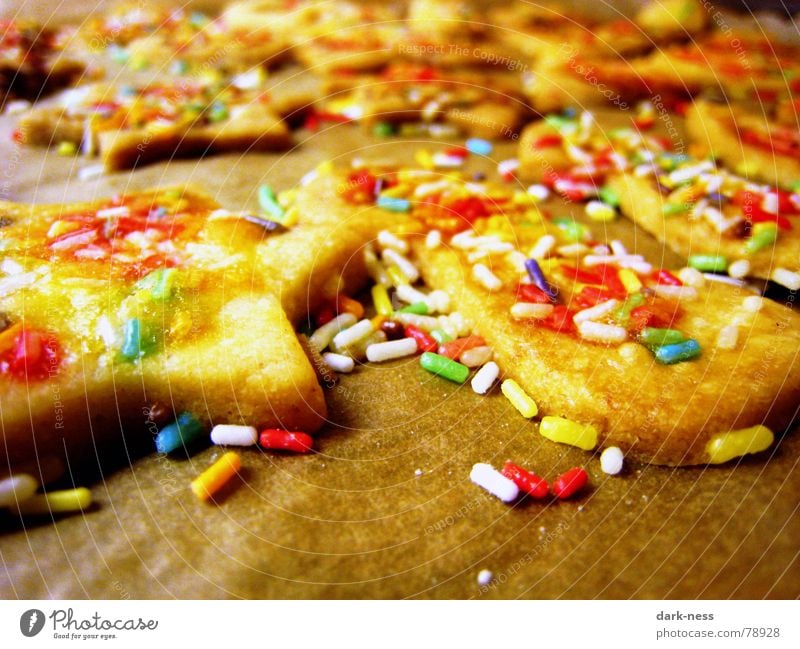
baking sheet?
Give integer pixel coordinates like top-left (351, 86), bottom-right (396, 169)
top-left (1, 0), bottom-right (799, 599)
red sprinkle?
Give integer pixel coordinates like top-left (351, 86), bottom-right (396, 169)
top-left (652, 269), bottom-right (683, 286)
top-left (404, 324), bottom-right (437, 353)
top-left (502, 462), bottom-right (549, 499)
top-left (259, 429), bottom-right (314, 453)
top-left (551, 467), bottom-right (588, 499)
top-left (439, 335), bottom-right (486, 360)
top-left (516, 284), bottom-right (552, 304)
top-left (532, 134), bottom-right (563, 149)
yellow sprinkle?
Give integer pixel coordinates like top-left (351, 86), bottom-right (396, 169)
top-left (705, 425), bottom-right (773, 464)
top-left (370, 314), bottom-right (387, 329)
top-left (539, 416), bottom-right (598, 451)
top-left (191, 451), bottom-right (242, 501)
top-left (277, 206), bottom-right (299, 228)
top-left (386, 265), bottom-right (408, 287)
top-left (415, 149), bottom-right (434, 170)
top-left (501, 379), bottom-right (538, 418)
top-left (618, 268), bottom-right (643, 293)
top-left (371, 284), bottom-right (394, 316)
top-left (316, 160), bottom-right (334, 176)
top-left (15, 487), bottom-right (92, 515)
top-left (57, 141), bottom-right (77, 156)
top-left (46, 219), bottom-right (81, 239)
top-left (277, 188), bottom-right (297, 208)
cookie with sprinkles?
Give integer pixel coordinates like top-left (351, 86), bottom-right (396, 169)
top-left (518, 110), bottom-right (800, 290)
top-left (0, 166), bottom-right (408, 471)
top-left (18, 79), bottom-right (293, 170)
top-left (686, 99), bottom-right (800, 190)
top-left (80, 1), bottom-right (290, 74)
top-left (0, 19), bottom-right (86, 105)
top-left (320, 63), bottom-right (528, 139)
top-left (0, 187), bottom-right (327, 470)
top-left (329, 162), bottom-right (800, 466)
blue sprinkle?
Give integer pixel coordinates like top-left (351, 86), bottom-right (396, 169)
top-left (120, 318), bottom-right (143, 360)
top-left (465, 138), bottom-right (493, 156)
top-left (377, 196), bottom-right (411, 212)
top-left (155, 412), bottom-right (205, 454)
top-left (524, 258), bottom-right (559, 301)
top-left (562, 107), bottom-right (577, 118)
top-left (654, 339), bottom-right (702, 365)
top-left (707, 191), bottom-right (727, 204)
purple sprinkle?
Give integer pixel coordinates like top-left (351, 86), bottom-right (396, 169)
top-left (524, 258), bottom-right (559, 301)
top-left (707, 191), bottom-right (726, 204)
top-left (243, 213), bottom-right (284, 232)
top-left (373, 177), bottom-right (384, 197)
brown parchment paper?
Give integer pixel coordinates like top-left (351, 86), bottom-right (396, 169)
top-left (1, 0), bottom-right (799, 600)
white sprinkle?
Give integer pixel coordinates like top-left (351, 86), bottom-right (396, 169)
top-left (510, 302), bottom-right (554, 320)
top-left (78, 164), bottom-right (105, 181)
top-left (715, 325), bottom-right (739, 351)
top-left (677, 266), bottom-right (706, 287)
top-left (308, 313), bottom-right (358, 352)
top-left (668, 160), bottom-right (714, 185)
top-left (772, 267), bottom-right (800, 291)
top-left (577, 320), bottom-right (628, 343)
top-left (556, 243), bottom-right (589, 257)
top-left (393, 312), bottom-right (440, 332)
top-left (761, 192), bottom-right (779, 215)
top-left (742, 295), bottom-right (764, 313)
top-left (366, 337), bottom-right (418, 362)
top-left (633, 163), bottom-right (656, 177)
top-left (471, 361), bottom-right (500, 394)
top-left (527, 184), bottom-right (550, 202)
top-left (382, 248), bottom-right (419, 282)
top-left (414, 468), bottom-right (423, 477)
top-left (651, 284), bottom-right (698, 301)
top-left (0, 258), bottom-right (23, 275)
top-left (573, 299), bottom-right (619, 324)
top-left (427, 290), bottom-right (451, 314)
top-left (4, 99), bottom-right (31, 115)
top-left (96, 206), bottom-right (130, 219)
top-left (506, 250), bottom-right (528, 272)
top-left (332, 319), bottom-right (374, 349)
top-left (323, 352), bottom-right (355, 373)
top-left (395, 283), bottom-right (431, 306)
top-left (460, 346), bottom-right (493, 368)
top-left (609, 240), bottom-right (628, 256)
top-left (600, 447), bottom-right (624, 475)
top-left (470, 463), bottom-right (519, 502)
top-left (432, 152), bottom-right (464, 168)
top-left (0, 474), bottom-right (38, 507)
top-left (585, 200), bottom-right (616, 221)
top-left (702, 272), bottom-right (748, 287)
top-left (377, 230), bottom-right (409, 253)
top-left (497, 158), bottom-right (519, 177)
top-left (728, 259), bottom-right (751, 280)
top-left (528, 234), bottom-right (556, 260)
top-left (364, 248), bottom-right (390, 285)
top-left (472, 263), bottom-right (502, 291)
top-left (425, 229), bottom-right (442, 249)
top-left (210, 425), bottom-right (258, 446)
top-left (477, 569), bottom-right (493, 586)
top-left (414, 180), bottom-right (451, 197)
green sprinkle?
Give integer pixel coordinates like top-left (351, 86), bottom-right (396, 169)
top-left (373, 121), bottom-right (395, 137)
top-left (551, 217), bottom-right (585, 242)
top-left (208, 102), bottom-right (229, 123)
top-left (662, 202), bottom-right (689, 215)
top-left (430, 329), bottom-right (453, 344)
top-left (598, 185), bottom-right (620, 207)
top-left (613, 293), bottom-right (645, 325)
top-left (544, 114), bottom-right (577, 133)
top-left (258, 184), bottom-right (285, 220)
top-left (135, 268), bottom-right (177, 300)
top-left (790, 180), bottom-right (800, 193)
top-left (688, 254), bottom-right (728, 272)
top-left (397, 302), bottom-right (428, 315)
top-left (420, 352), bottom-right (469, 383)
top-left (639, 327), bottom-right (686, 348)
top-left (745, 224), bottom-right (778, 254)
